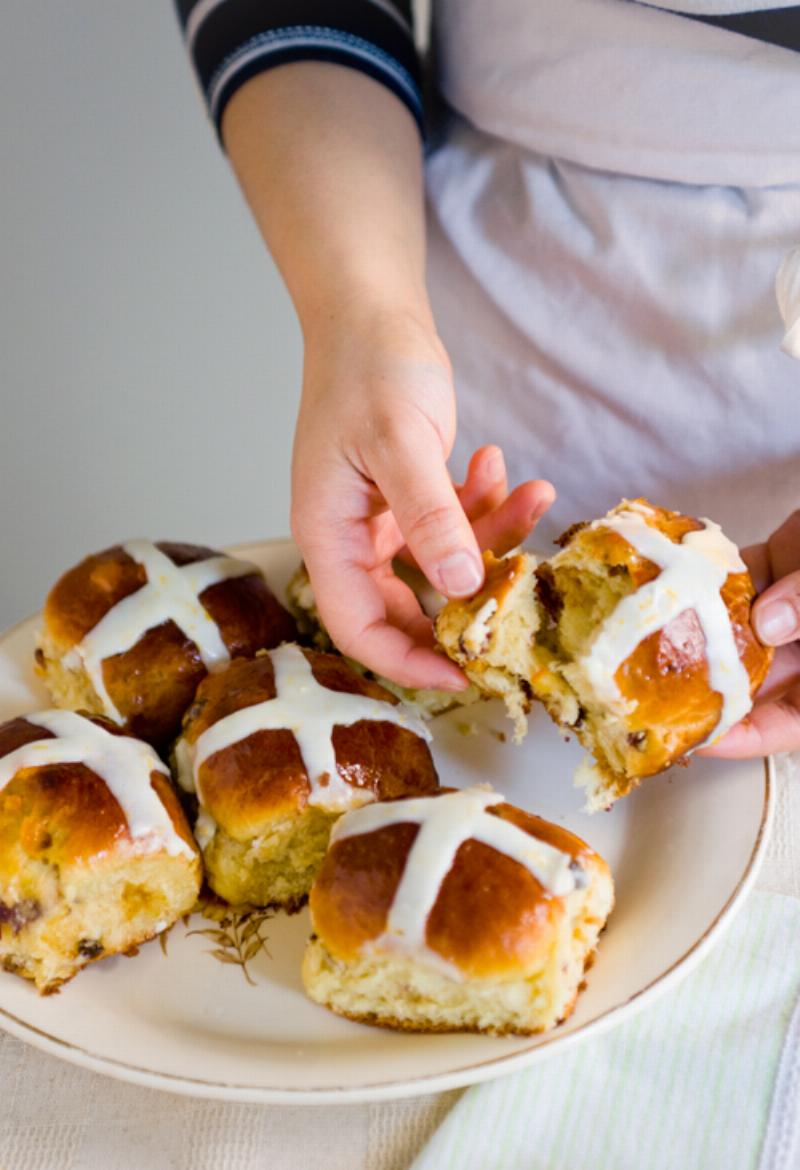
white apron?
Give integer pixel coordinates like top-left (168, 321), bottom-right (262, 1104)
top-left (426, 0), bottom-right (800, 546)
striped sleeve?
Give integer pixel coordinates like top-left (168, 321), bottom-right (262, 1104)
top-left (175, 0), bottom-right (424, 141)
top-left (682, 7), bottom-right (800, 51)
top-left (634, 1), bottom-right (800, 53)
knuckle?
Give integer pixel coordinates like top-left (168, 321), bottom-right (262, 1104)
top-left (405, 502), bottom-right (461, 548)
top-left (330, 628), bottom-right (358, 660)
top-left (363, 407), bottom-right (416, 460)
top-left (291, 492), bottom-right (348, 552)
top-left (361, 397), bottom-right (448, 461)
top-left (327, 620), bottom-right (371, 665)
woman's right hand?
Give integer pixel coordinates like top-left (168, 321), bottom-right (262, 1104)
top-left (220, 62), bottom-right (553, 686)
top-left (291, 302), bottom-right (555, 691)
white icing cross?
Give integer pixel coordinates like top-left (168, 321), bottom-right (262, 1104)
top-left (188, 643), bottom-right (432, 812)
top-left (580, 504), bottom-right (752, 747)
top-left (63, 540), bottom-right (259, 722)
top-left (462, 597), bottom-right (498, 656)
top-left (330, 786), bottom-right (582, 979)
top-left (0, 709), bottom-right (193, 858)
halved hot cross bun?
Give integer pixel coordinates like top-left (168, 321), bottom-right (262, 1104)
top-left (530, 500), bottom-right (772, 808)
top-left (433, 549), bottom-right (541, 739)
top-left (436, 500), bottom-right (772, 809)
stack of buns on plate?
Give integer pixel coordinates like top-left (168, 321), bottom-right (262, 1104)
top-left (0, 498), bottom-right (768, 1034)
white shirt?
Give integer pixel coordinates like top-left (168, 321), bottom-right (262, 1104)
top-left (426, 0), bottom-right (800, 544)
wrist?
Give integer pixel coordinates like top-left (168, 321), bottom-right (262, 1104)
top-left (300, 288), bottom-right (445, 365)
top-left (296, 269), bottom-right (435, 341)
top-left (297, 299), bottom-right (453, 426)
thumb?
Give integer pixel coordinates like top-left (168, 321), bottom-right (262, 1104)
top-left (371, 430), bottom-right (484, 598)
top-left (753, 569), bottom-right (800, 646)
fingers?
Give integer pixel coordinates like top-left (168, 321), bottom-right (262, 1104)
top-left (457, 446), bottom-right (509, 520)
top-left (766, 509), bottom-right (800, 582)
top-left (292, 456), bottom-right (464, 690)
top-left (471, 479), bottom-right (556, 555)
top-left (455, 448), bottom-right (556, 548)
top-left (742, 511), bottom-right (800, 604)
top-left (753, 642), bottom-right (800, 701)
top-left (456, 447), bottom-right (555, 554)
top-left (370, 427), bottom-right (485, 599)
top-left (303, 541), bottom-right (469, 691)
top-left (752, 567), bottom-right (800, 646)
top-left (700, 681), bottom-right (800, 757)
top-left (395, 446), bottom-right (554, 569)
top-left (379, 570), bottom-right (438, 649)
top-left (740, 542), bottom-right (770, 594)
top-left (750, 511), bottom-right (800, 645)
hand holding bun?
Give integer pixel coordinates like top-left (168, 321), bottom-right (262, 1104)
top-left (286, 558), bottom-right (483, 718)
top-left (702, 508), bottom-right (800, 758)
top-left (436, 499), bottom-right (772, 808)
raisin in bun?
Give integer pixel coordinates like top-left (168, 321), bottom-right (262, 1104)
top-left (173, 645), bottom-right (439, 910)
top-left (36, 540), bottom-right (297, 748)
top-left (0, 710), bottom-right (201, 993)
top-left (302, 786), bottom-right (613, 1035)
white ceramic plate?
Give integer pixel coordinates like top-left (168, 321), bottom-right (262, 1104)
top-left (0, 540), bottom-right (772, 1104)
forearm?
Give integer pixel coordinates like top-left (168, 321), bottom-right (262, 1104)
top-left (221, 62), bottom-right (431, 334)
top-left (178, 40), bottom-right (553, 689)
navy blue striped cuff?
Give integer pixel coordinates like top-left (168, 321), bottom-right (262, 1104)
top-left (177, 0), bottom-right (424, 142)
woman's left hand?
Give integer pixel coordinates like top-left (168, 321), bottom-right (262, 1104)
top-left (702, 510), bottom-right (800, 757)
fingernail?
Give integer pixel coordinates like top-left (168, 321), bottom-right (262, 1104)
top-left (757, 599), bottom-right (797, 644)
top-left (438, 551), bottom-right (483, 597)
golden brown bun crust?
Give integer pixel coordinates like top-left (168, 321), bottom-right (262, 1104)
top-left (181, 651), bottom-right (440, 837)
top-left (549, 500), bottom-right (773, 771)
top-left (0, 715), bottom-right (197, 875)
top-left (454, 551), bottom-right (527, 630)
top-left (41, 542), bottom-right (297, 747)
top-left (310, 793), bottom-right (604, 980)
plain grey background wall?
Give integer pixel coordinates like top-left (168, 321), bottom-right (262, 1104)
top-left (0, 3), bottom-right (302, 628)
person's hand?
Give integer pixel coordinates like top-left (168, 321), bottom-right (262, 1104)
top-left (702, 510), bottom-right (800, 757)
top-left (221, 65), bottom-right (548, 690)
top-left (291, 305), bottom-right (555, 691)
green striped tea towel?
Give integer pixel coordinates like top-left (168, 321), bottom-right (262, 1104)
top-left (411, 890), bottom-right (800, 1170)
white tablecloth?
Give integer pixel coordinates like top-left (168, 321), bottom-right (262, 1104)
top-left (1, 753), bottom-right (797, 1170)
